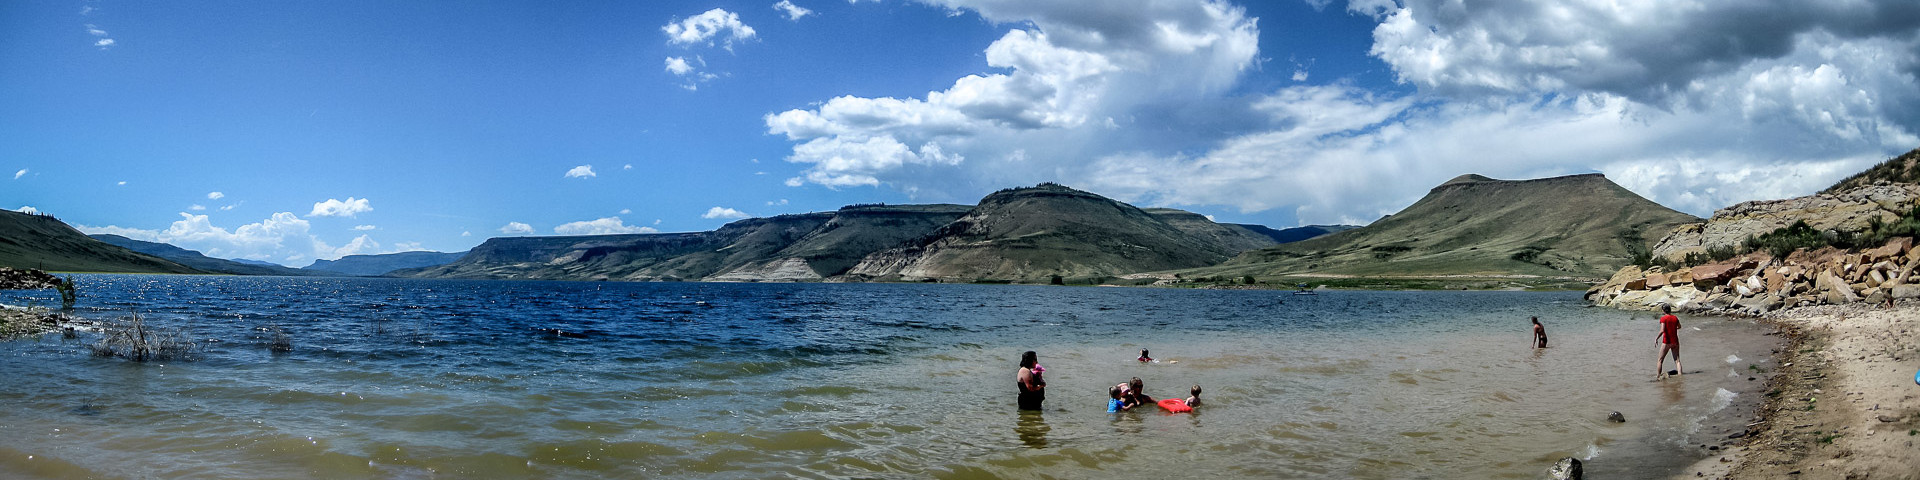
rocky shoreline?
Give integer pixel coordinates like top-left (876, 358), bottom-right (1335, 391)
top-left (1673, 303), bottom-right (1920, 479)
top-left (1586, 237), bottom-right (1918, 315)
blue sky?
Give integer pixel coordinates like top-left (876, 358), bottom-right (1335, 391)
top-left (4, 1), bottom-right (1917, 266)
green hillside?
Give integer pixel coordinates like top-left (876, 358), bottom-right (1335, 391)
top-left (90, 234), bottom-right (323, 276)
top-left (1190, 174), bottom-right (1699, 280)
top-left (0, 210), bottom-right (200, 274)
top-left (1823, 146), bottom-right (1920, 193)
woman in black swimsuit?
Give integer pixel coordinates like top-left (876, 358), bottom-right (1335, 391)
top-left (1017, 351), bottom-right (1044, 410)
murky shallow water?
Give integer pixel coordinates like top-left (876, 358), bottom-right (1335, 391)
top-left (0, 276), bottom-right (1780, 478)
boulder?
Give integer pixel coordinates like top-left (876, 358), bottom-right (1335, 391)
top-left (1892, 285), bottom-right (1920, 300)
top-left (1766, 270), bottom-right (1788, 292)
top-left (1625, 278), bottom-right (1648, 291)
top-left (1549, 457), bottom-right (1584, 480)
top-left (1607, 411), bottom-right (1626, 422)
top-left (1867, 237), bottom-right (1910, 260)
top-left (1868, 269), bottom-right (1887, 287)
top-left (1689, 263), bottom-right (1745, 288)
top-left (1734, 283), bottom-right (1753, 297)
top-left (1646, 273), bottom-right (1670, 289)
top-left (1867, 290), bottom-right (1890, 305)
top-left (1702, 293), bottom-right (1735, 309)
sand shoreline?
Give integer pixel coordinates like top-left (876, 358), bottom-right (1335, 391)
top-left (1673, 303), bottom-right (1920, 479)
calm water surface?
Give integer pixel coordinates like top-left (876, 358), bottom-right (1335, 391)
top-left (0, 275), bottom-right (1781, 479)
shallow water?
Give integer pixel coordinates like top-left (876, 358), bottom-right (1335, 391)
top-left (0, 276), bottom-right (1780, 478)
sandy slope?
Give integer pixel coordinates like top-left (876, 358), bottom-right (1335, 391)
top-left (1677, 304), bottom-right (1920, 479)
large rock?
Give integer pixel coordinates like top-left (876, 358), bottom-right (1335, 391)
top-left (1892, 285), bottom-right (1920, 300)
top-left (1549, 457), bottom-right (1583, 480)
top-left (1866, 237), bottom-right (1911, 261)
top-left (1645, 273), bottom-right (1670, 289)
top-left (1625, 277), bottom-right (1648, 291)
top-left (1689, 263), bottom-right (1745, 288)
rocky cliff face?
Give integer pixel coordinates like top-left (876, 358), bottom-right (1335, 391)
top-left (1650, 183), bottom-right (1920, 261)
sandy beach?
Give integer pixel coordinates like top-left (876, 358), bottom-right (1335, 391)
top-left (1677, 303), bottom-right (1920, 479)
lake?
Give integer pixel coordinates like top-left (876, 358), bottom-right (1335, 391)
top-left (0, 275), bottom-right (1781, 478)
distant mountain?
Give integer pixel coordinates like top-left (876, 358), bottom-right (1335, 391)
top-left (229, 258), bottom-right (285, 267)
top-left (89, 234), bottom-right (320, 276)
top-left (1195, 174), bottom-right (1700, 279)
top-left (845, 184), bottom-right (1270, 283)
top-left (1823, 146), bottom-right (1920, 193)
top-left (304, 251), bottom-right (466, 276)
top-left (0, 210), bottom-right (200, 274)
top-left (1235, 224), bottom-right (1360, 244)
top-left (405, 184), bottom-right (1285, 283)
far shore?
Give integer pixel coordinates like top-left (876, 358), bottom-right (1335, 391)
top-left (1673, 303), bottom-right (1920, 479)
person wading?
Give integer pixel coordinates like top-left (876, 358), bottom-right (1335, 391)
top-left (1017, 351), bottom-right (1045, 411)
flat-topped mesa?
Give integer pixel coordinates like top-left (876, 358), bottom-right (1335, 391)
top-left (1430, 173), bottom-right (1606, 192)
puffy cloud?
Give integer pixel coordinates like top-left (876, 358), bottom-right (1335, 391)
top-left (565, 165), bottom-right (597, 178)
top-left (623, 164), bottom-right (633, 170)
top-left (189, 204), bottom-right (206, 211)
top-left (76, 212), bottom-right (376, 263)
top-left (702, 207), bottom-right (752, 219)
top-left (116, 181), bottom-right (126, 186)
top-left (309, 197), bottom-right (372, 218)
top-left (774, 0), bottom-right (813, 21)
top-left (554, 217), bottom-right (659, 235)
top-left (766, 0), bottom-right (1259, 194)
top-left (663, 8), bottom-right (757, 47)
top-left (618, 208), bottom-right (632, 214)
top-left (665, 56), bottom-right (694, 75)
top-left (13, 206), bottom-right (40, 215)
top-left (94, 39), bottom-right (114, 47)
top-left (499, 222), bottom-right (534, 234)
top-left (352, 225), bottom-right (376, 231)
top-left (12, 169), bottom-right (24, 179)
top-left (207, 191), bottom-right (224, 200)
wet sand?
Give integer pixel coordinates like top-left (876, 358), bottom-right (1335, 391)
top-left (1676, 303), bottom-right (1920, 479)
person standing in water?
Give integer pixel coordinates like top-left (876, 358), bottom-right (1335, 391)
top-left (1655, 305), bottom-right (1683, 378)
top-left (1531, 317), bottom-right (1548, 348)
top-left (1017, 351), bottom-right (1045, 410)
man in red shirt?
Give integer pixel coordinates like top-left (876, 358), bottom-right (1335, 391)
top-left (1655, 305), bottom-right (1683, 379)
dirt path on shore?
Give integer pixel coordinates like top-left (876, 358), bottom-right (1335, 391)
top-left (1678, 304), bottom-right (1920, 479)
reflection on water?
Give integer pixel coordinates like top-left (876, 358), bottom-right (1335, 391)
top-left (1015, 411), bottom-right (1050, 449)
top-left (0, 275), bottom-right (1781, 478)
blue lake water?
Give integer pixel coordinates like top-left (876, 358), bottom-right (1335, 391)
top-left (0, 275), bottom-right (1780, 478)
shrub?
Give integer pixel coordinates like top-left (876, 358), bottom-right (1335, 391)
top-left (90, 313), bottom-right (196, 362)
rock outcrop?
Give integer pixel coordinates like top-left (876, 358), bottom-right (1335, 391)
top-left (1589, 238), bottom-right (1916, 315)
top-left (1650, 182), bottom-right (1920, 261)
top-left (1592, 181), bottom-right (1920, 314)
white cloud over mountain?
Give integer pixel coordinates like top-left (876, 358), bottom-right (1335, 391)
top-left (701, 207), bottom-right (751, 219)
top-left (554, 216), bottom-right (658, 235)
top-left (766, 0), bottom-right (1920, 224)
top-left (499, 222), bottom-right (534, 234)
top-left (78, 212), bottom-right (382, 264)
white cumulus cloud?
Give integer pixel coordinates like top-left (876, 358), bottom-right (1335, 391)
top-left (14, 206), bottom-right (41, 215)
top-left (500, 222), bottom-right (534, 235)
top-left (309, 197), bottom-right (373, 218)
top-left (774, 0), bottom-right (813, 21)
top-left (665, 56), bottom-right (694, 75)
top-left (702, 207), bottom-right (752, 219)
top-left (663, 8), bottom-right (757, 47)
top-left (76, 212), bottom-right (378, 264)
top-left (565, 165), bottom-right (597, 178)
top-left (12, 169), bottom-right (24, 180)
top-left (554, 217), bottom-right (659, 235)
top-left (207, 191), bottom-right (224, 200)
top-left (352, 225), bottom-right (376, 231)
